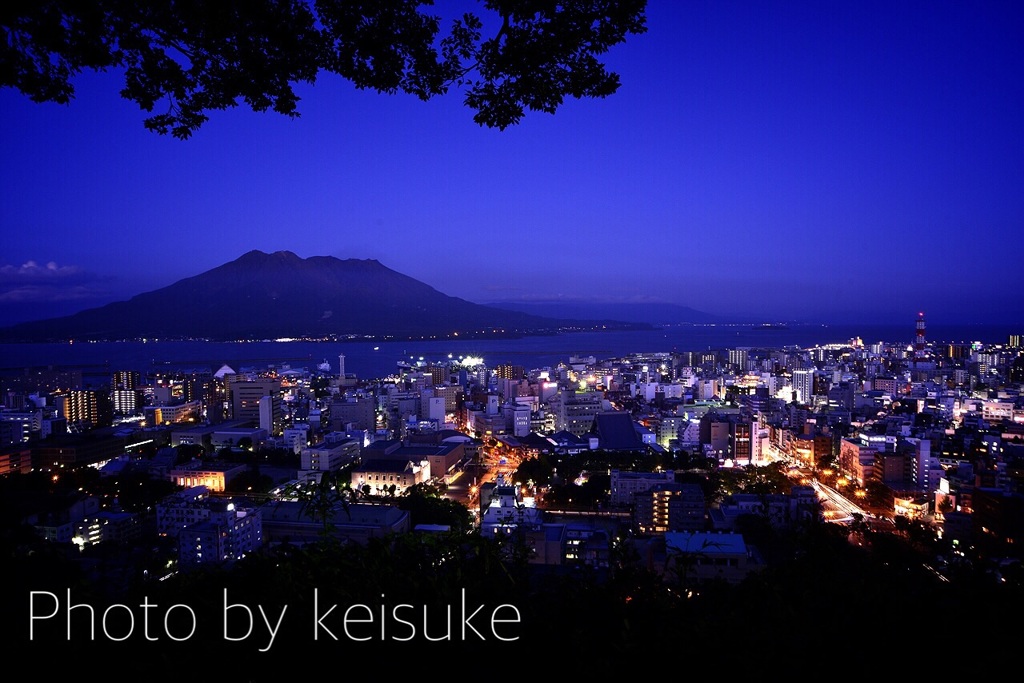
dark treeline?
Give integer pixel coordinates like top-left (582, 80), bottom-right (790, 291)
top-left (5, 516), bottom-right (1023, 679)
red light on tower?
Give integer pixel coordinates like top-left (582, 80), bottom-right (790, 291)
top-left (915, 312), bottom-right (926, 355)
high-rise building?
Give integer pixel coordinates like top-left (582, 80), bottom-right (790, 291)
top-left (330, 396), bottom-right (377, 432)
top-left (111, 389), bottom-right (145, 416)
top-left (258, 394), bottom-right (283, 435)
top-left (300, 438), bottom-right (360, 475)
top-left (494, 364), bottom-right (525, 381)
top-left (430, 384), bottom-right (464, 414)
top-left (177, 500), bottom-right (262, 568)
top-left (426, 364), bottom-right (449, 386)
top-left (421, 395), bottom-right (446, 424)
top-left (729, 416), bottom-right (757, 466)
top-left (227, 376), bottom-right (281, 424)
top-left (634, 482), bottom-right (706, 534)
top-left (554, 390), bottom-right (604, 436)
top-left (111, 370), bottom-right (140, 390)
top-left (791, 369), bottom-right (815, 405)
top-left (728, 348), bottom-right (748, 371)
top-left (55, 389), bottom-right (112, 429)
top-left (699, 411), bottom-right (731, 463)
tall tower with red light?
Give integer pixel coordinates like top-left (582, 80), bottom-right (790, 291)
top-left (915, 311), bottom-right (927, 358)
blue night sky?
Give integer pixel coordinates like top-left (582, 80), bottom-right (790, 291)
top-left (2, 1), bottom-right (1022, 328)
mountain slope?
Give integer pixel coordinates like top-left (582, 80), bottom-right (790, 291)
top-left (0, 251), bottom-right (647, 342)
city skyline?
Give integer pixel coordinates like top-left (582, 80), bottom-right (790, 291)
top-left (3, 1), bottom-right (1023, 329)
top-left (3, 299), bottom-right (1023, 677)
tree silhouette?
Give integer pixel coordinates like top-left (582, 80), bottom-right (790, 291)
top-left (283, 469), bottom-right (359, 540)
top-left (2, 1), bottom-right (647, 138)
top-left (665, 535), bottom-right (724, 591)
top-left (396, 482), bottom-right (472, 532)
top-left (937, 494), bottom-right (954, 515)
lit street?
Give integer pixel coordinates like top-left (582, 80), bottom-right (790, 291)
top-left (812, 480), bottom-right (870, 522)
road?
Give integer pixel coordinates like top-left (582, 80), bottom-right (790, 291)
top-left (811, 480), bottom-right (869, 521)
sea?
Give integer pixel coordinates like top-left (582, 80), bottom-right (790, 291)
top-left (0, 321), bottom-right (1017, 388)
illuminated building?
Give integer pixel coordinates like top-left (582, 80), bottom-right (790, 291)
top-left (610, 468), bottom-right (676, 506)
top-left (0, 410), bottom-right (40, 443)
top-left (479, 473), bottom-right (544, 538)
top-left (872, 376), bottom-right (899, 395)
top-left (425, 363), bottom-right (449, 385)
top-left (258, 393), bottom-right (283, 435)
top-left (698, 411), bottom-right (731, 464)
top-left (839, 438), bottom-right (878, 486)
top-left (300, 437), bottom-right (360, 478)
top-left (111, 370), bottom-right (140, 390)
top-left (430, 384), bottom-right (465, 413)
top-left (144, 400), bottom-right (202, 426)
top-left (791, 368), bottom-right (815, 405)
top-left (728, 348), bottom-right (748, 371)
top-left (55, 389), bottom-right (112, 429)
top-left (552, 389), bottom-right (605, 436)
top-left (910, 312), bottom-right (936, 379)
top-left (178, 500), bottom-right (262, 568)
top-left (657, 414), bottom-right (686, 448)
top-left (494, 363), bottom-right (525, 381)
top-left (72, 510), bottom-right (141, 548)
top-left (283, 424), bottom-right (310, 454)
top-left (0, 445), bottom-right (32, 475)
top-left (29, 494), bottom-right (99, 543)
top-left (168, 461), bottom-right (248, 492)
top-left (330, 395), bottom-right (377, 432)
top-left (111, 389), bottom-right (144, 416)
top-left (227, 375), bottom-right (282, 423)
top-left (361, 438), bottom-right (465, 485)
top-left (350, 457), bottom-right (429, 495)
top-left (634, 482), bottom-right (706, 534)
top-left (156, 486), bottom-right (213, 536)
top-left (421, 394), bottom-right (446, 425)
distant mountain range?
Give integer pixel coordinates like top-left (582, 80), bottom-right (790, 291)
top-left (0, 250), bottom-right (656, 342)
top-left (485, 300), bottom-right (723, 325)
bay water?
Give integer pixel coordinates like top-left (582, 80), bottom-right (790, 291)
top-left (0, 321), bottom-right (1015, 388)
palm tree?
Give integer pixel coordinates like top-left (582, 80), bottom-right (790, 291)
top-left (284, 471), bottom-right (359, 540)
top-left (666, 536), bottom-right (723, 591)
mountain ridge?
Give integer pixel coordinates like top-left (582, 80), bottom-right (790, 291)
top-left (484, 300), bottom-right (724, 325)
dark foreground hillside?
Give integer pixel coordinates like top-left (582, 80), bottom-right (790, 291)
top-left (4, 519), bottom-right (1023, 679)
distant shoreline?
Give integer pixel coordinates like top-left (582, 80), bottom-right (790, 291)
top-left (1, 322), bottom-right (1018, 387)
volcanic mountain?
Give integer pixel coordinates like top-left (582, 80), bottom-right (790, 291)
top-left (0, 250), bottom-right (646, 342)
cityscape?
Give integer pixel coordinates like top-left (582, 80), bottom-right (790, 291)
top-left (3, 311), bottom-right (1024, 676)
top-left (4, 2), bottom-right (1024, 677)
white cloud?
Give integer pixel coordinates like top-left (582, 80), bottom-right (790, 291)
top-left (0, 260), bottom-right (83, 281)
top-left (0, 261), bottom-right (110, 302)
